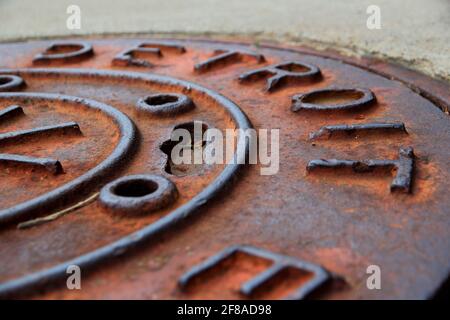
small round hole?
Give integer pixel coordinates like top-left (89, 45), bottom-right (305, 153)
top-left (0, 77), bottom-right (13, 85)
top-left (303, 90), bottom-right (364, 106)
top-left (145, 95), bottom-right (179, 106)
top-left (113, 180), bottom-right (158, 197)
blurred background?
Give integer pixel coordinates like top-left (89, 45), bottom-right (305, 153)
top-left (0, 0), bottom-right (448, 81)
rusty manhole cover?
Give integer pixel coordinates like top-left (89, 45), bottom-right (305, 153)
top-left (0, 38), bottom-right (449, 299)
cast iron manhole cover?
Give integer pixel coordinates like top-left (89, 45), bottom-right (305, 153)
top-left (0, 38), bottom-right (449, 299)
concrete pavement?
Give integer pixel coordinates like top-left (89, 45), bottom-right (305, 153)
top-left (0, 0), bottom-right (449, 81)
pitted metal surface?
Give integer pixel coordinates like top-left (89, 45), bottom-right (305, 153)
top-left (0, 38), bottom-right (449, 299)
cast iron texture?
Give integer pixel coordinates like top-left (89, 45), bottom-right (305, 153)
top-left (0, 38), bottom-right (448, 300)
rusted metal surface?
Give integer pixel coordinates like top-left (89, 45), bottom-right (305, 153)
top-left (308, 122), bottom-right (407, 141)
top-left (0, 38), bottom-right (449, 300)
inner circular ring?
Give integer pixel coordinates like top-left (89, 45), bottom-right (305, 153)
top-left (99, 174), bottom-right (178, 215)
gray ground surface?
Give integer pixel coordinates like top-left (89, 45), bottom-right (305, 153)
top-left (0, 0), bottom-right (449, 81)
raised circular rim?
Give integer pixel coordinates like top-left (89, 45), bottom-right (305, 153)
top-left (33, 41), bottom-right (94, 63)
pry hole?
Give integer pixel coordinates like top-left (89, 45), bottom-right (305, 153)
top-left (145, 94), bottom-right (179, 106)
top-left (113, 179), bottom-right (158, 198)
top-left (0, 77), bottom-right (12, 85)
